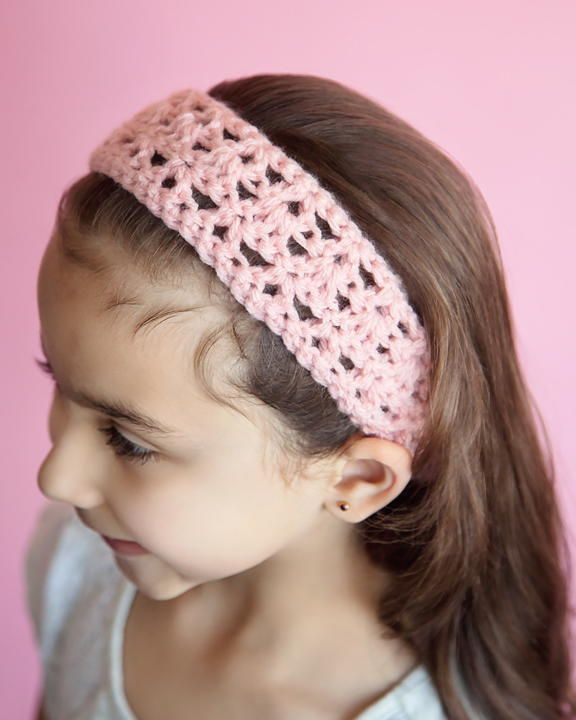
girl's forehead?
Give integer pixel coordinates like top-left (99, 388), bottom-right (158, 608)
top-left (38, 240), bottom-right (266, 428)
top-left (37, 230), bottom-right (276, 430)
top-left (40, 234), bottom-right (218, 327)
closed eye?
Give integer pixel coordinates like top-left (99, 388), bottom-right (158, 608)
top-left (97, 425), bottom-right (160, 465)
top-left (35, 357), bottom-right (58, 383)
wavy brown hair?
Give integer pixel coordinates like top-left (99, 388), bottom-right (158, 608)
top-left (51, 73), bottom-right (576, 719)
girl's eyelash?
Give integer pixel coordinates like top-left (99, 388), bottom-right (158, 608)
top-left (36, 357), bottom-right (56, 381)
top-left (35, 355), bottom-right (159, 465)
top-left (97, 425), bottom-right (160, 465)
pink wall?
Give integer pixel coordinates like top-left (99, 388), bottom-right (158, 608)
top-left (2, 1), bottom-right (575, 716)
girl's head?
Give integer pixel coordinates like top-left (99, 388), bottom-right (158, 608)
top-left (36, 224), bottom-right (412, 600)
top-left (36, 74), bottom-right (575, 718)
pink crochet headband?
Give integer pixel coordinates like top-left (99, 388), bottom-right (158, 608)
top-left (88, 88), bottom-right (431, 456)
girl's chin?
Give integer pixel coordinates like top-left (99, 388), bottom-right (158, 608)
top-left (116, 561), bottom-right (205, 601)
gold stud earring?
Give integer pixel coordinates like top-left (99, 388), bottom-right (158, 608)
top-left (337, 501), bottom-right (350, 511)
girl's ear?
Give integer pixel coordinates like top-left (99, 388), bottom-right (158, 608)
top-left (325, 437), bottom-right (413, 522)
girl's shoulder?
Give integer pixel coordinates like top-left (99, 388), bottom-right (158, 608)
top-left (24, 502), bottom-right (77, 659)
top-left (23, 501), bottom-right (121, 664)
top-left (24, 501), bottom-right (130, 719)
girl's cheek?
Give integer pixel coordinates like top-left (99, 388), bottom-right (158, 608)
top-left (112, 478), bottom-right (180, 533)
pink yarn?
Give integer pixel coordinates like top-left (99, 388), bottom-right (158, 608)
top-left (88, 88), bottom-right (431, 456)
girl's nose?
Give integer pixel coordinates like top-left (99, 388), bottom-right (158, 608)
top-left (38, 392), bottom-right (107, 507)
top-left (36, 440), bottom-right (105, 509)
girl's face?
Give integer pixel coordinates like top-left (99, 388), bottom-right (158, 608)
top-left (36, 233), bottom-right (340, 601)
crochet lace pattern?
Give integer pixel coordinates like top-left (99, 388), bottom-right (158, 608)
top-left (88, 88), bottom-right (431, 455)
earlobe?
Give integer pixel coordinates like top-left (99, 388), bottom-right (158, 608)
top-left (335, 464), bottom-right (394, 515)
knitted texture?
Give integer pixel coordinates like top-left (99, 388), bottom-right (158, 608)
top-left (88, 88), bottom-right (431, 455)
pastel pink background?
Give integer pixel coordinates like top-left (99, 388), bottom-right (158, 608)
top-left (2, 1), bottom-right (575, 717)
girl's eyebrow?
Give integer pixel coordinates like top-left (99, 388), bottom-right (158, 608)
top-left (40, 336), bottom-right (180, 437)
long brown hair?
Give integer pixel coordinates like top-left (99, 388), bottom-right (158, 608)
top-left (51, 73), bottom-right (576, 719)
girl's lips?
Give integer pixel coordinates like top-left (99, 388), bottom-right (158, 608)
top-left (101, 535), bottom-right (150, 556)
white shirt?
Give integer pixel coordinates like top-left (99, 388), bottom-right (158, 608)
top-left (24, 501), bottom-right (451, 720)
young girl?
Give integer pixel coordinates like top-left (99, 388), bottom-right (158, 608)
top-left (24, 73), bottom-right (575, 720)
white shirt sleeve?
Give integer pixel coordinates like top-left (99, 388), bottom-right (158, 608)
top-left (23, 501), bottom-right (76, 660)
